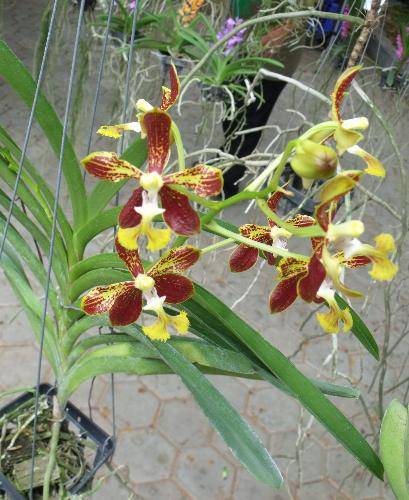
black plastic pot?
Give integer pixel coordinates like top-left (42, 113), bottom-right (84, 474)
top-left (198, 83), bottom-right (229, 103)
top-left (0, 384), bottom-right (115, 498)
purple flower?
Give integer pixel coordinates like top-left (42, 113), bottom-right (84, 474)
top-left (128, 0), bottom-right (136, 11)
top-left (396, 33), bottom-right (404, 60)
top-left (217, 17), bottom-right (247, 55)
top-left (340, 7), bottom-right (350, 40)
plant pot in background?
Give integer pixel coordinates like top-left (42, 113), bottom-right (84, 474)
top-left (0, 384), bottom-right (115, 498)
top-left (198, 82), bottom-right (229, 103)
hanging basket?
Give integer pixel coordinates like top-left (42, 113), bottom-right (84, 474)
top-left (0, 384), bottom-right (115, 498)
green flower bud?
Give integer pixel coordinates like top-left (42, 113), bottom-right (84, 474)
top-left (290, 140), bottom-right (338, 180)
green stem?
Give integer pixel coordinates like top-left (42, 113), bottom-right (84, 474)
top-left (257, 199), bottom-right (325, 238)
top-left (201, 238), bottom-right (234, 254)
top-left (171, 122), bottom-right (185, 171)
top-left (43, 400), bottom-right (62, 500)
top-left (206, 220), bottom-right (308, 260)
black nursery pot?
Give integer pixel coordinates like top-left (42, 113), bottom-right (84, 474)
top-left (0, 384), bottom-right (115, 499)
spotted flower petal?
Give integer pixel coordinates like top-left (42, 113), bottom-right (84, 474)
top-left (81, 282), bottom-right (142, 326)
top-left (297, 253), bottom-right (326, 303)
top-left (119, 187), bottom-right (143, 228)
top-left (331, 65), bottom-right (361, 122)
top-left (269, 258), bottom-right (307, 313)
top-left (315, 172), bottom-right (361, 230)
top-left (344, 233), bottom-right (398, 281)
top-left (160, 63), bottom-right (180, 111)
top-left (149, 246), bottom-right (200, 277)
top-left (115, 238), bottom-right (144, 277)
top-left (229, 245), bottom-right (259, 273)
top-left (321, 246), bottom-right (363, 298)
top-left (153, 274), bottom-right (194, 303)
top-left (142, 110), bottom-right (172, 174)
top-left (159, 185), bottom-right (200, 235)
top-left (81, 152), bottom-right (142, 182)
top-left (97, 122), bottom-right (141, 139)
top-left (164, 165), bottom-right (223, 197)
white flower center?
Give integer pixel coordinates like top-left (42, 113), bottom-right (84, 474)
top-left (134, 190), bottom-right (165, 222)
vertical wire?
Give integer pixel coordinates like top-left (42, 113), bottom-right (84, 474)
top-left (28, 1), bottom-right (87, 497)
top-left (83, 0), bottom-right (116, 174)
top-left (0, 0), bottom-right (60, 261)
top-left (110, 0), bottom-right (140, 442)
top-left (82, 0), bottom-right (116, 420)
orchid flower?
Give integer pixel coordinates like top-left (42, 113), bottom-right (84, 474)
top-left (83, 110), bottom-right (223, 251)
top-left (82, 242), bottom-right (200, 341)
top-left (229, 192), bottom-right (317, 273)
top-left (97, 63), bottom-right (180, 140)
top-left (330, 66), bottom-right (385, 177)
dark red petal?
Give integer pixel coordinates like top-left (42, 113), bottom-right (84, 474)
top-left (109, 287), bottom-right (143, 326)
top-left (119, 187), bottom-right (143, 228)
top-left (229, 245), bottom-right (259, 272)
top-left (82, 282), bottom-right (134, 315)
top-left (149, 246), bottom-right (200, 277)
top-left (154, 273), bottom-right (194, 303)
top-left (267, 192), bottom-right (283, 211)
top-left (142, 111), bottom-right (172, 174)
top-left (115, 238), bottom-right (144, 277)
top-left (269, 275), bottom-right (299, 313)
top-left (264, 251), bottom-right (276, 266)
top-left (160, 63), bottom-right (180, 110)
top-left (160, 185), bottom-right (200, 235)
top-left (81, 152), bottom-right (142, 182)
top-left (297, 254), bottom-right (326, 303)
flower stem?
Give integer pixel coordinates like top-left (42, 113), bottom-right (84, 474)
top-left (201, 238), bottom-right (234, 254)
top-left (206, 220), bottom-right (308, 261)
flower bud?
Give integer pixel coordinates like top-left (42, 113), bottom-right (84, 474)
top-left (290, 140), bottom-right (338, 180)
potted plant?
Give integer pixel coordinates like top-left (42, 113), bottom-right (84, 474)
top-left (0, 39), bottom-right (395, 497)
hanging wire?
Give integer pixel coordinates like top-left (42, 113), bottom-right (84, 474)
top-left (28, 1), bottom-right (88, 496)
top-left (0, 0), bottom-right (60, 261)
top-left (110, 0), bottom-right (140, 442)
top-left (84, 0), bottom-right (116, 171)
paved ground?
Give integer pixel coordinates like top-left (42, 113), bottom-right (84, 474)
top-left (1, 1), bottom-right (409, 499)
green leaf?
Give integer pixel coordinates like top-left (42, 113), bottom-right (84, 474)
top-left (74, 207), bottom-right (121, 258)
top-left (86, 137), bottom-right (147, 216)
top-left (1, 255), bottom-right (61, 376)
top-left (0, 189), bottom-right (68, 285)
top-left (0, 125), bottom-right (74, 259)
top-left (126, 326), bottom-right (283, 489)
top-left (380, 400), bottom-right (409, 500)
top-left (0, 41), bottom-right (87, 229)
top-left (190, 284), bottom-right (383, 479)
top-left (335, 294), bottom-right (380, 360)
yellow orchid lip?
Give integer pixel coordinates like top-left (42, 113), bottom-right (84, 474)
top-left (316, 281), bottom-right (353, 334)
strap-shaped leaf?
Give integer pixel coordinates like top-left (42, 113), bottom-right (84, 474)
top-left (0, 42), bottom-right (87, 229)
top-left (335, 294), bottom-right (379, 360)
top-left (380, 400), bottom-right (409, 500)
top-left (124, 327), bottom-right (284, 489)
top-left (190, 284), bottom-right (383, 479)
top-left (0, 125), bottom-right (74, 258)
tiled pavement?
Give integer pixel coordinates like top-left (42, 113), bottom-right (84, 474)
top-left (1, 1), bottom-right (408, 498)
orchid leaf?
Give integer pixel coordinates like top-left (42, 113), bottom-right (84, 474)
top-left (0, 41), bottom-right (87, 229)
top-left (335, 294), bottom-right (379, 360)
top-left (380, 400), bottom-right (409, 500)
top-left (188, 284), bottom-right (383, 479)
top-left (124, 326), bottom-right (284, 489)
